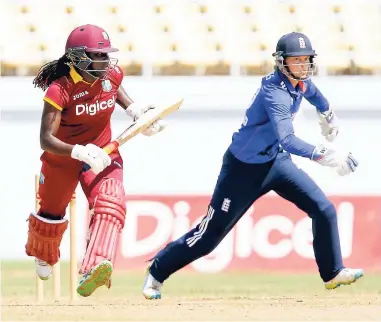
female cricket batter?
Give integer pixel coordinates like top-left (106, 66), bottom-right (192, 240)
top-left (25, 24), bottom-right (165, 297)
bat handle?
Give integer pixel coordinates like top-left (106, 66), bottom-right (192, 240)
top-left (81, 141), bottom-right (119, 173)
top-left (81, 163), bottom-right (91, 172)
top-left (103, 141), bottom-right (119, 155)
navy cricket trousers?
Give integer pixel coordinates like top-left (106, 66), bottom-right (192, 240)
top-left (150, 149), bottom-right (344, 283)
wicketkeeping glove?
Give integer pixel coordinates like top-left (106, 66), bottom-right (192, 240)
top-left (311, 145), bottom-right (359, 176)
top-left (311, 145), bottom-right (341, 168)
top-left (316, 107), bottom-right (339, 142)
top-left (335, 153), bottom-right (359, 176)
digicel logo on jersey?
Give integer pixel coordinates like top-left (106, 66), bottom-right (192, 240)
top-left (76, 95), bottom-right (116, 116)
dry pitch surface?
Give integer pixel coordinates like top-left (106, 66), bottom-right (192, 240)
top-left (2, 261), bottom-right (380, 321)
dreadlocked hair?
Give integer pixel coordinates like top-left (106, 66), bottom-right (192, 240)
top-left (33, 54), bottom-right (71, 91)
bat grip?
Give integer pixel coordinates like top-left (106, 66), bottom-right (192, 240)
top-left (81, 163), bottom-right (91, 172)
top-left (81, 141), bottom-right (119, 173)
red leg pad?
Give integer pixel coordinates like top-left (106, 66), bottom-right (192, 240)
top-left (80, 178), bottom-right (126, 274)
top-left (25, 213), bottom-right (68, 266)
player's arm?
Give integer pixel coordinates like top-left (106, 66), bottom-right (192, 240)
top-left (115, 84), bottom-right (152, 120)
top-left (113, 67), bottom-right (157, 120)
top-left (304, 80), bottom-right (339, 142)
top-left (40, 101), bottom-right (73, 156)
top-left (264, 85), bottom-right (357, 173)
top-left (113, 67), bottom-right (144, 117)
top-left (116, 85), bottom-right (134, 111)
top-left (303, 80), bottom-right (329, 113)
top-left (264, 85), bottom-right (315, 159)
top-left (112, 66), bottom-right (135, 112)
top-left (40, 101), bottom-right (111, 173)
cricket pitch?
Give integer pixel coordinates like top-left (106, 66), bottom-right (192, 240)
top-left (2, 261), bottom-right (380, 321)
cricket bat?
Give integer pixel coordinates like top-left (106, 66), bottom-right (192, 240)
top-left (82, 98), bottom-right (184, 172)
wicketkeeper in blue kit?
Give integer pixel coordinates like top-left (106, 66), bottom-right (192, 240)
top-left (142, 32), bottom-right (363, 299)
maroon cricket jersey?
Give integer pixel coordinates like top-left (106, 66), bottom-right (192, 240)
top-left (41, 66), bottom-right (124, 163)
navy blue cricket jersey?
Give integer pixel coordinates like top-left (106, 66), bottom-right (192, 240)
top-left (229, 70), bottom-right (329, 163)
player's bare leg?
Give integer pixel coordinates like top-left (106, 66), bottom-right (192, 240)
top-left (77, 178), bottom-right (126, 297)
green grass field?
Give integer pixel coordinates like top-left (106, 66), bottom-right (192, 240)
top-left (2, 261), bottom-right (381, 321)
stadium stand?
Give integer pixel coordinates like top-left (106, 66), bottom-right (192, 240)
top-left (1, 0), bottom-right (380, 76)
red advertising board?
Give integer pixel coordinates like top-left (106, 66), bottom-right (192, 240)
top-left (108, 195), bottom-right (381, 272)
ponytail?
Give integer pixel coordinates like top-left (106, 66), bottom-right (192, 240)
top-left (33, 54), bottom-right (71, 91)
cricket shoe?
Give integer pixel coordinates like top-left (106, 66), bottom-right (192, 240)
top-left (35, 258), bottom-right (52, 280)
top-left (77, 260), bottom-right (113, 297)
top-left (142, 265), bottom-right (162, 300)
top-left (325, 268), bottom-right (364, 290)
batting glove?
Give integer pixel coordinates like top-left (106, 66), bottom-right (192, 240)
top-left (71, 144), bottom-right (111, 175)
top-left (316, 107), bottom-right (339, 142)
top-left (125, 102), bottom-right (167, 136)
